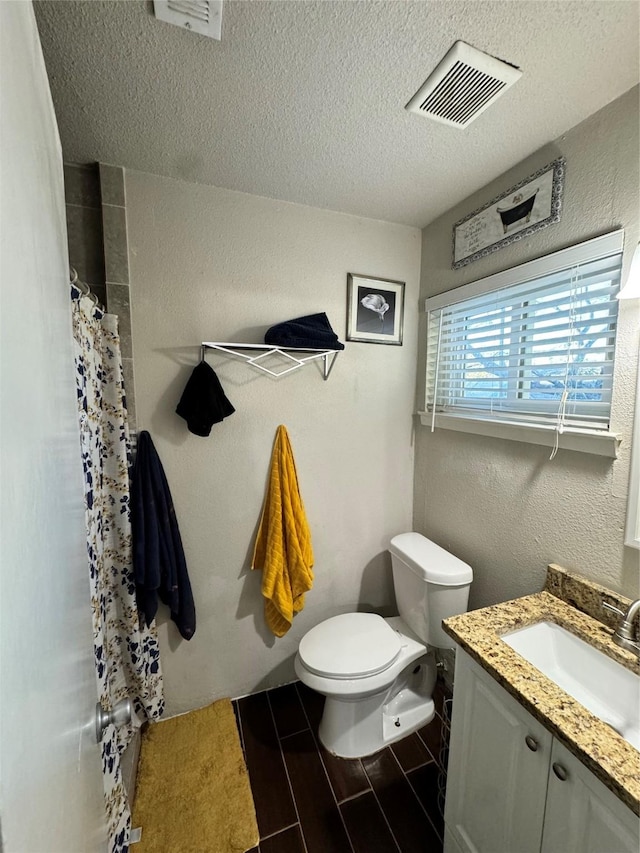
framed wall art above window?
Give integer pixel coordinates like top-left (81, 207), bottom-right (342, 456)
top-left (452, 157), bottom-right (566, 270)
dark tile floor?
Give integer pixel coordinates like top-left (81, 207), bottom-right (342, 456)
top-left (234, 680), bottom-right (452, 853)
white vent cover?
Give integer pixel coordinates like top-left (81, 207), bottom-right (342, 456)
top-left (153, 0), bottom-right (222, 40)
top-left (406, 41), bottom-right (521, 128)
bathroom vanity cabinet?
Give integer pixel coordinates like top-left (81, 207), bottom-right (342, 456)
top-left (444, 649), bottom-right (640, 853)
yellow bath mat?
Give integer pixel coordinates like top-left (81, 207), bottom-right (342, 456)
top-left (132, 699), bottom-right (259, 853)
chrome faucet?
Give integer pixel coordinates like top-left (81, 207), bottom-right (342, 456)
top-left (602, 599), bottom-right (640, 656)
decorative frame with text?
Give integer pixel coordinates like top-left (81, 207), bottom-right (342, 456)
top-left (452, 157), bottom-right (566, 269)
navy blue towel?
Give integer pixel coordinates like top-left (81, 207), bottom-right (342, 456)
top-left (265, 312), bottom-right (345, 350)
top-left (176, 361), bottom-right (235, 437)
top-left (131, 431), bottom-right (195, 640)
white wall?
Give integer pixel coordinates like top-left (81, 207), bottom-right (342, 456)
top-left (414, 87), bottom-right (640, 609)
top-left (0, 3), bottom-right (105, 850)
top-left (125, 171), bottom-right (421, 715)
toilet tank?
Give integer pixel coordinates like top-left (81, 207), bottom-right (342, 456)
top-left (389, 533), bottom-right (473, 649)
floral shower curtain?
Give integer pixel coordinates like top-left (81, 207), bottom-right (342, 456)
top-left (71, 287), bottom-right (164, 853)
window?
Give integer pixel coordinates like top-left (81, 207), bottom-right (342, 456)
top-left (423, 231), bottom-right (624, 456)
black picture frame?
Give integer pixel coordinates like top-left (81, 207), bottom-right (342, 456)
top-left (346, 273), bottom-right (405, 345)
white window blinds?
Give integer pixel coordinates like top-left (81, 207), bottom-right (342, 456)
top-left (425, 231), bottom-right (624, 435)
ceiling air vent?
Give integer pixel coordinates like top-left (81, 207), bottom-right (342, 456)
top-left (406, 41), bottom-right (521, 128)
top-left (153, 0), bottom-right (222, 40)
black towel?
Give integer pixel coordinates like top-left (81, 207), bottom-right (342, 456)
top-left (176, 361), bottom-right (235, 437)
top-left (131, 431), bottom-right (196, 640)
top-left (265, 312), bottom-right (345, 351)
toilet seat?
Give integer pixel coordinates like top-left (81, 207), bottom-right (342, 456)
top-left (298, 613), bottom-right (403, 679)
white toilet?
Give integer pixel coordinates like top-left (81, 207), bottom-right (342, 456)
top-left (294, 532), bottom-right (473, 758)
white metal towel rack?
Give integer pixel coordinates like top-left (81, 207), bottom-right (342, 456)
top-left (201, 342), bottom-right (339, 380)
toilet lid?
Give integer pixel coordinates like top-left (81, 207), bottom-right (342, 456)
top-left (299, 613), bottom-right (402, 679)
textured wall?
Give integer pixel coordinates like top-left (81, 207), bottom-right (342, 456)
top-left (125, 171), bottom-right (421, 714)
top-left (414, 87), bottom-right (640, 609)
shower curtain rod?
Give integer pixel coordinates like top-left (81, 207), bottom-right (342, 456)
top-left (70, 267), bottom-right (103, 309)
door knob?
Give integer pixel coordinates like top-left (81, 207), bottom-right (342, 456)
top-left (95, 698), bottom-right (132, 743)
top-left (525, 735), bottom-right (539, 752)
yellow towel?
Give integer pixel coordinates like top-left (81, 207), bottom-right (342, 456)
top-left (251, 425), bottom-right (314, 637)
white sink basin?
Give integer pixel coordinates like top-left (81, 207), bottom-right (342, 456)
top-left (502, 620), bottom-right (640, 750)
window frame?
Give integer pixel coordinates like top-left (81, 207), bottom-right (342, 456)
top-left (421, 230), bottom-right (625, 458)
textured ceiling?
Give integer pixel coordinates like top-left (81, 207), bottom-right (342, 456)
top-left (34, 0), bottom-right (639, 227)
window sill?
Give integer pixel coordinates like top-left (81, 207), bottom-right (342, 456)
top-left (417, 411), bottom-right (621, 458)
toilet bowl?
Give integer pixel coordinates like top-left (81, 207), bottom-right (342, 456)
top-left (294, 533), bottom-right (473, 758)
top-left (294, 614), bottom-right (436, 757)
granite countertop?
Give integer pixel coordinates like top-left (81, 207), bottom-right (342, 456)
top-left (442, 571), bottom-right (640, 816)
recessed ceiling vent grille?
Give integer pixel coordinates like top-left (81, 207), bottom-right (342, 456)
top-left (406, 41), bottom-right (521, 128)
top-left (153, 0), bottom-right (222, 40)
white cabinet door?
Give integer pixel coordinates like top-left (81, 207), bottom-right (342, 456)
top-left (445, 650), bottom-right (552, 853)
top-left (541, 739), bottom-right (640, 853)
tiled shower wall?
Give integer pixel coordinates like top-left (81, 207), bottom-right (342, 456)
top-left (63, 161), bottom-right (137, 431)
top-left (63, 163), bottom-right (105, 303)
top-left (63, 161), bottom-right (140, 802)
